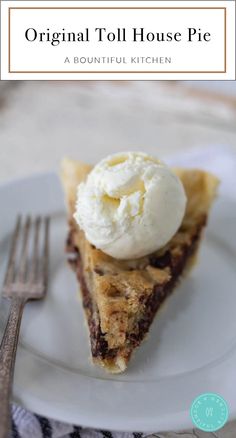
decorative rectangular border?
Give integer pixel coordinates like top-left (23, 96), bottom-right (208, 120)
top-left (8, 6), bottom-right (227, 74)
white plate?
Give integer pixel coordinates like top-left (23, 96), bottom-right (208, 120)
top-left (0, 172), bottom-right (236, 432)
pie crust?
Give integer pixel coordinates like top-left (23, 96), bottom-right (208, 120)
top-left (61, 158), bottom-right (219, 373)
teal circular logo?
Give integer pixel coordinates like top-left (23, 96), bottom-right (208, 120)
top-left (190, 393), bottom-right (229, 432)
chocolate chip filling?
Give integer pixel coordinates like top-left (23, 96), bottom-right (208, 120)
top-left (66, 218), bottom-right (205, 360)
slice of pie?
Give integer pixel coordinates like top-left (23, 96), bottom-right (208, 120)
top-left (61, 158), bottom-right (219, 373)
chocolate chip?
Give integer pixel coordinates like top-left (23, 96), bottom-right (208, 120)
top-left (149, 251), bottom-right (172, 269)
top-left (139, 294), bottom-right (146, 304)
top-left (108, 289), bottom-right (123, 298)
top-left (94, 268), bottom-right (104, 276)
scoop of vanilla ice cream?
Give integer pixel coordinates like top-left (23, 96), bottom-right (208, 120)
top-left (74, 152), bottom-right (186, 259)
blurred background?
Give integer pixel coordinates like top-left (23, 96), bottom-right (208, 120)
top-left (0, 80), bottom-right (236, 181)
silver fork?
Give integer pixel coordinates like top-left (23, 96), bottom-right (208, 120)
top-left (0, 216), bottom-right (50, 438)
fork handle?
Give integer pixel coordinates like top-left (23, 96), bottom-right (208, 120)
top-left (0, 297), bottom-right (26, 438)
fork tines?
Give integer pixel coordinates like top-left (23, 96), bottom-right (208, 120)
top-left (2, 215), bottom-right (50, 299)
